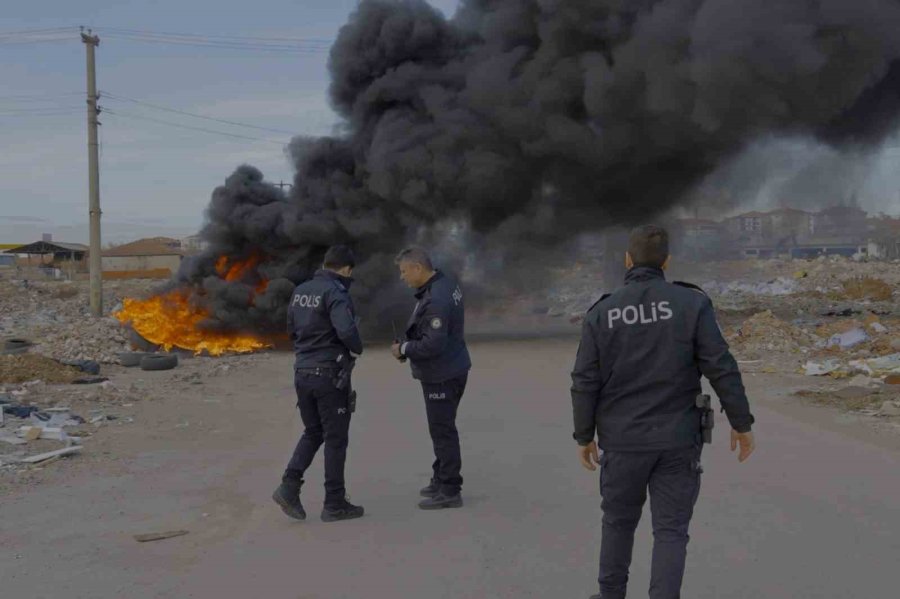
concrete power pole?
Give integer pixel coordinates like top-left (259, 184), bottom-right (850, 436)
top-left (81, 29), bottom-right (103, 316)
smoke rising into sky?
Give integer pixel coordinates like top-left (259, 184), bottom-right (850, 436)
top-left (177, 0), bottom-right (900, 332)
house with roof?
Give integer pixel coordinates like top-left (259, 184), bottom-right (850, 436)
top-left (101, 237), bottom-right (184, 278)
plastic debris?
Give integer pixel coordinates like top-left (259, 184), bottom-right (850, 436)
top-left (826, 328), bottom-right (869, 349)
top-left (804, 359), bottom-right (842, 376)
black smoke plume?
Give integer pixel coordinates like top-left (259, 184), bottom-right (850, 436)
top-left (174, 0), bottom-right (900, 334)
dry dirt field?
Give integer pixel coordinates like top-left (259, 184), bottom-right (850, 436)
top-left (1, 259), bottom-right (899, 598)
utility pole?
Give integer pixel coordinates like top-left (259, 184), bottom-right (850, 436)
top-left (81, 28), bottom-right (102, 316)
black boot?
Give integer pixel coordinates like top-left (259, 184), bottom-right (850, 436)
top-left (272, 481), bottom-right (306, 521)
top-left (419, 479), bottom-right (440, 498)
top-left (418, 492), bottom-right (463, 510)
top-left (321, 498), bottom-right (365, 522)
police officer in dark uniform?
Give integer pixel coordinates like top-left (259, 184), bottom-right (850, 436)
top-left (273, 245), bottom-right (365, 523)
top-left (391, 247), bottom-right (472, 510)
top-left (571, 225), bottom-right (756, 599)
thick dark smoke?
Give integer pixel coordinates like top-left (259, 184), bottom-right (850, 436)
top-left (174, 0), bottom-right (900, 334)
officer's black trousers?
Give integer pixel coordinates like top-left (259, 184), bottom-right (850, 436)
top-left (283, 371), bottom-right (351, 507)
top-left (597, 445), bottom-right (702, 599)
top-left (420, 374), bottom-right (468, 496)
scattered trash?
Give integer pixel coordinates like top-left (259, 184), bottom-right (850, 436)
top-left (885, 374), bottom-right (900, 385)
top-left (804, 359), bottom-right (842, 376)
top-left (822, 308), bottom-right (861, 317)
top-left (17, 446), bottom-right (81, 464)
top-left (1, 405), bottom-right (39, 419)
top-left (17, 426), bottom-right (78, 443)
top-left (72, 376), bottom-right (109, 385)
top-left (21, 426), bottom-right (42, 442)
top-left (870, 322), bottom-right (888, 334)
top-left (61, 359), bottom-right (101, 375)
top-left (826, 328), bottom-right (869, 349)
top-left (134, 530), bottom-right (189, 543)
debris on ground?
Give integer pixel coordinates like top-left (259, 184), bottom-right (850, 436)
top-left (826, 327), bottom-right (869, 349)
top-left (134, 530), bottom-right (189, 543)
top-left (0, 354), bottom-right (83, 384)
top-left (838, 277), bottom-right (894, 302)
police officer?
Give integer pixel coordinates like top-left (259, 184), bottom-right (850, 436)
top-left (273, 245), bottom-right (365, 523)
top-left (391, 247), bottom-right (471, 510)
top-left (571, 225), bottom-right (756, 599)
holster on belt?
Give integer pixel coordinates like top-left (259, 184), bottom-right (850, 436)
top-left (696, 393), bottom-right (714, 444)
top-left (334, 354), bottom-right (357, 413)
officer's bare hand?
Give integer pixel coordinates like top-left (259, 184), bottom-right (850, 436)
top-left (390, 342), bottom-right (403, 360)
top-left (578, 441), bottom-right (601, 471)
top-left (731, 430), bottom-right (755, 462)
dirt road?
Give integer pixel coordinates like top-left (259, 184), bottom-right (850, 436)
top-left (2, 338), bottom-right (899, 598)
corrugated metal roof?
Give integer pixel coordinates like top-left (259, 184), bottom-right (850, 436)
top-left (3, 241), bottom-right (88, 254)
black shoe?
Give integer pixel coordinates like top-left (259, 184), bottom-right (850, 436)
top-left (321, 499), bottom-right (365, 522)
top-left (272, 482), bottom-right (306, 521)
top-left (419, 479), bottom-right (440, 498)
top-left (418, 493), bottom-right (463, 510)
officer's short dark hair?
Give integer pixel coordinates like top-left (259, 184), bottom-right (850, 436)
top-left (323, 245), bottom-right (356, 270)
top-left (394, 247), bottom-right (433, 270)
top-left (628, 225), bottom-right (669, 268)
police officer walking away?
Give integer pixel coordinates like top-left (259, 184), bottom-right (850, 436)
top-left (391, 247), bottom-right (471, 510)
top-left (571, 225), bottom-right (756, 599)
top-left (273, 245), bottom-right (365, 523)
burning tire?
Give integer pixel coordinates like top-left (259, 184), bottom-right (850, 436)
top-left (119, 352), bottom-right (152, 367)
top-left (127, 328), bottom-right (160, 352)
top-left (139, 354), bottom-right (179, 371)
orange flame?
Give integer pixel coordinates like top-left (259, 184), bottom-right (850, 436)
top-left (114, 254), bottom-right (273, 356)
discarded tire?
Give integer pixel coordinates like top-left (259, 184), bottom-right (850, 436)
top-left (4, 338), bottom-right (32, 351)
top-left (118, 352), bottom-right (151, 367)
top-left (140, 354), bottom-right (178, 371)
top-left (128, 328), bottom-right (160, 352)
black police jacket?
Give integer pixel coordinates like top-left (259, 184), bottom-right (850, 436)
top-left (287, 269), bottom-right (363, 369)
top-left (402, 270), bottom-right (471, 383)
top-left (571, 266), bottom-right (754, 451)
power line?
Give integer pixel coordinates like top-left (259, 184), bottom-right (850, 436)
top-left (0, 37), bottom-right (74, 46)
top-left (101, 90), bottom-right (299, 135)
top-left (0, 91), bottom-right (82, 100)
top-left (100, 28), bottom-right (328, 54)
top-left (0, 109), bottom-right (82, 117)
top-left (0, 26), bottom-right (75, 37)
top-left (99, 35), bottom-right (327, 53)
top-left (102, 108), bottom-right (289, 145)
top-left (96, 26), bottom-right (332, 45)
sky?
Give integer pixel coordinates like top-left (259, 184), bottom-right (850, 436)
top-left (0, 0), bottom-right (459, 244)
top-left (1, 0), bottom-right (898, 246)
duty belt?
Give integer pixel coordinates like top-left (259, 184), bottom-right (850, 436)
top-left (296, 367), bottom-right (340, 377)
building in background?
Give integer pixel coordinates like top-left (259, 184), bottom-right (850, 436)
top-left (181, 234), bottom-right (208, 254)
top-left (672, 218), bottom-right (723, 260)
top-left (101, 237), bottom-right (184, 279)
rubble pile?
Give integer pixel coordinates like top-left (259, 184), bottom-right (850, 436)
top-left (0, 354), bottom-right (82, 384)
top-left (728, 310), bottom-right (818, 356)
top-left (0, 278), bottom-right (156, 364)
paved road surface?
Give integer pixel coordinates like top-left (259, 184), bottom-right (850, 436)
top-left (2, 339), bottom-right (898, 598)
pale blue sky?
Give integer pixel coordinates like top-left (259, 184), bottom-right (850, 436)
top-left (1, 1), bottom-right (898, 245)
top-left (0, 0), bottom-right (458, 243)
